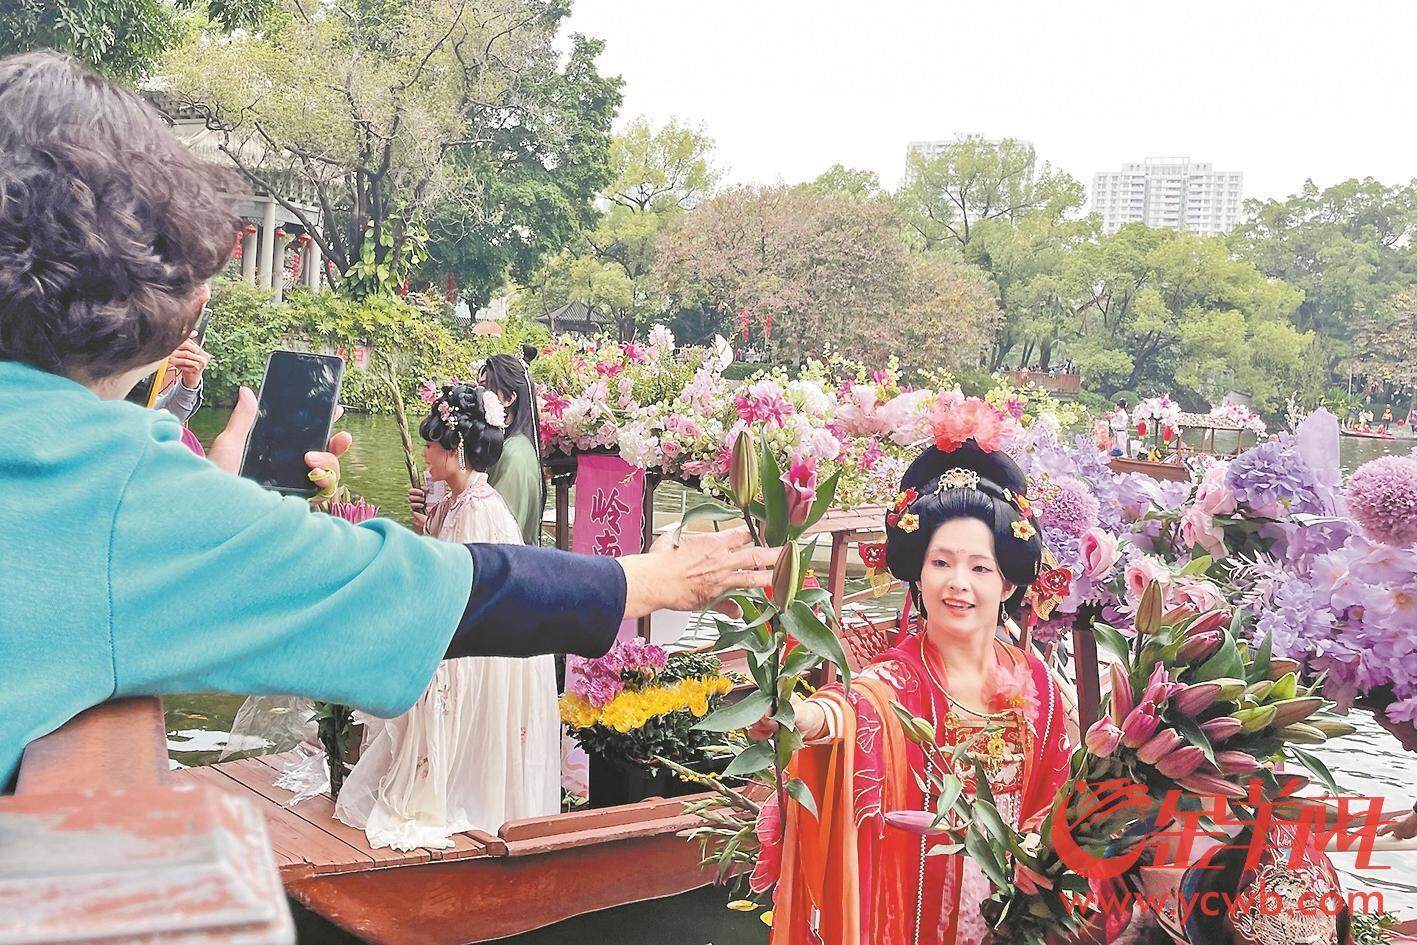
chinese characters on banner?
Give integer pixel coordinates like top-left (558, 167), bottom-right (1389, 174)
top-left (562, 453), bottom-right (647, 797)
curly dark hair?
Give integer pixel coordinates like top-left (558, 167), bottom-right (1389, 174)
top-left (419, 382), bottom-right (506, 473)
top-left (0, 52), bottom-right (241, 381)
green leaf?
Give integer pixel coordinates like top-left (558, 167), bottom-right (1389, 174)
top-left (937, 773), bottom-right (965, 818)
top-left (792, 469), bottom-right (841, 539)
top-left (782, 600), bottom-right (851, 691)
top-left (964, 825), bottom-right (1009, 889)
top-left (1092, 623), bottom-right (1132, 667)
top-left (973, 799), bottom-right (1010, 847)
top-left (775, 726), bottom-right (804, 768)
top-left (1172, 715), bottom-right (1217, 766)
top-left (782, 647), bottom-right (823, 678)
top-left (723, 741), bottom-right (774, 777)
top-left (1251, 628), bottom-right (1273, 683)
top-left (675, 500), bottom-right (741, 543)
top-left (760, 434), bottom-right (788, 546)
top-left (695, 691), bottom-right (771, 732)
top-left (1290, 747), bottom-right (1343, 795)
top-left (1180, 555), bottom-right (1213, 577)
top-left (1195, 631), bottom-right (1243, 682)
top-left (786, 777), bottom-right (819, 818)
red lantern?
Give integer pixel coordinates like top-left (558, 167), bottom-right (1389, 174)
top-left (444, 273), bottom-right (456, 302)
top-left (1136, 421), bottom-right (1148, 437)
top-left (762, 311), bottom-right (773, 337)
top-left (274, 228), bottom-right (286, 240)
top-left (1161, 426), bottom-right (1174, 442)
top-left (738, 306), bottom-right (750, 342)
top-left (243, 223), bottom-right (257, 234)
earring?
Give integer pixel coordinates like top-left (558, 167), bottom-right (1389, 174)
top-left (457, 447), bottom-right (466, 472)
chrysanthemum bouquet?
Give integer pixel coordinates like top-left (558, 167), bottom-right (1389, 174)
top-left (560, 641), bottom-right (736, 767)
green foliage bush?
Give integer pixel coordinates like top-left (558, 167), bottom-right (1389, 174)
top-left (203, 278), bottom-right (550, 411)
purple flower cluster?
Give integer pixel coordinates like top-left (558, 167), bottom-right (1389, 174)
top-left (1038, 477), bottom-right (1101, 538)
top-left (1224, 434), bottom-right (1325, 517)
top-left (1345, 455), bottom-right (1417, 547)
top-left (567, 639), bottom-right (669, 708)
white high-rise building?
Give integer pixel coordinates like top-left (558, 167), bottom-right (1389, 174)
top-left (1091, 158), bottom-right (1243, 236)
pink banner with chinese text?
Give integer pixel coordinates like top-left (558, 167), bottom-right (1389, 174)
top-left (563, 453), bottom-right (646, 799)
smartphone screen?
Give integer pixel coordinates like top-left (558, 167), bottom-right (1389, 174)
top-left (239, 351), bottom-right (344, 496)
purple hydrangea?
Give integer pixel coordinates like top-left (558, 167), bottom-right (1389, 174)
top-left (1345, 455), bottom-right (1417, 547)
top-left (1039, 477), bottom-right (1101, 538)
top-left (1224, 434), bottom-right (1325, 517)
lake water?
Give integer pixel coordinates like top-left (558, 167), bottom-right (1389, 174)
top-left (172, 411), bottom-right (1416, 935)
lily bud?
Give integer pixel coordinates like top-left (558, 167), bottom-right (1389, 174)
top-left (1268, 664), bottom-right (1301, 688)
top-left (1121, 701), bottom-right (1161, 748)
top-left (901, 715), bottom-right (936, 745)
top-left (1211, 678), bottom-right (1248, 702)
top-left (1177, 630), bottom-right (1223, 663)
top-left (1155, 746), bottom-right (1206, 778)
top-left (1233, 704), bottom-right (1277, 733)
top-left (885, 810), bottom-right (948, 836)
top-left (1308, 718), bottom-right (1358, 739)
top-left (1268, 696), bottom-right (1326, 728)
top-left (1185, 609), bottom-right (1230, 637)
top-left (729, 430), bottom-right (758, 510)
top-left (1276, 722), bottom-right (1327, 745)
top-left (1141, 663), bottom-right (1182, 706)
top-left (1243, 680), bottom-right (1274, 703)
top-left (1137, 728), bottom-right (1184, 764)
top-left (1084, 719), bottom-right (1124, 758)
top-left (1199, 716), bottom-right (1243, 742)
top-left (1215, 751), bottom-right (1265, 776)
top-left (770, 540), bottom-right (801, 611)
top-left (1173, 682), bottom-right (1222, 717)
top-left (1110, 661), bottom-right (1135, 721)
top-left (1176, 771), bottom-right (1248, 799)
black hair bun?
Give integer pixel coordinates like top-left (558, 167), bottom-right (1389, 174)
top-left (884, 439), bottom-right (1042, 610)
top-left (897, 440), bottom-right (1026, 498)
top-left (521, 343), bottom-right (538, 363)
top-left (417, 380), bottom-right (506, 473)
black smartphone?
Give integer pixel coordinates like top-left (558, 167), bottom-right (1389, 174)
top-left (125, 306), bottom-right (213, 406)
top-left (239, 350), bottom-right (344, 497)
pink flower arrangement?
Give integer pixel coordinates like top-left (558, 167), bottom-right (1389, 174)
top-left (540, 389), bottom-right (571, 418)
top-left (1124, 555), bottom-right (1171, 605)
top-left (1345, 455), bottom-right (1417, 547)
top-left (928, 394), bottom-right (1017, 454)
top-left (735, 380), bottom-right (795, 427)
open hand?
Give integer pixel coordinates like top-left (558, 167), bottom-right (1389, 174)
top-left (618, 526), bottom-right (777, 620)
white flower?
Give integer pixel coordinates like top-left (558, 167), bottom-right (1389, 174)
top-left (647, 324), bottom-right (675, 357)
top-left (787, 379), bottom-right (836, 418)
top-left (481, 390), bottom-right (508, 428)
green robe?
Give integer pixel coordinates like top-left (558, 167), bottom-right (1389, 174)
top-left (488, 434), bottom-right (544, 546)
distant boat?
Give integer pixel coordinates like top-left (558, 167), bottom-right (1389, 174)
top-left (1341, 426), bottom-right (1397, 440)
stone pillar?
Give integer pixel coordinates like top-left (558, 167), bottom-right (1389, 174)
top-left (258, 200), bottom-right (277, 290)
top-left (240, 226), bottom-right (257, 283)
top-left (271, 230), bottom-right (292, 303)
top-left (306, 238), bottom-right (323, 293)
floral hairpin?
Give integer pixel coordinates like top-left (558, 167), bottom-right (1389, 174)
top-left (938, 468), bottom-right (981, 491)
top-left (481, 390), bottom-right (508, 429)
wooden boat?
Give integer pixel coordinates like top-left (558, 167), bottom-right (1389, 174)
top-left (1108, 455), bottom-right (1191, 482)
top-left (1341, 427), bottom-right (1397, 440)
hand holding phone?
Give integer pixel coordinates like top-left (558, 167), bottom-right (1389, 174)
top-left (239, 350), bottom-right (345, 497)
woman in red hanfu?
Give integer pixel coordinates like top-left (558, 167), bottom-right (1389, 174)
top-left (753, 436), bottom-right (1074, 945)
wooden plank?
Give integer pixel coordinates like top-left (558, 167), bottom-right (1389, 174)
top-left (15, 697), bottom-right (168, 795)
top-left (502, 814), bottom-right (702, 857)
top-left (498, 795), bottom-right (701, 843)
top-left (176, 765), bottom-right (374, 878)
top-left (225, 756), bottom-right (430, 872)
top-left (288, 831), bottom-right (713, 945)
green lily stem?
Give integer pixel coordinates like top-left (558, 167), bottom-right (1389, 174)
top-left (741, 506), bottom-right (762, 547)
top-left (770, 620), bottom-right (788, 843)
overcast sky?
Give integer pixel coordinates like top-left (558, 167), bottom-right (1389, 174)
top-left (561, 0), bottom-right (1417, 204)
